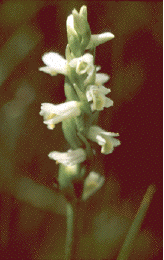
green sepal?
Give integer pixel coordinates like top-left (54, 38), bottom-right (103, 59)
top-left (62, 118), bottom-right (82, 149)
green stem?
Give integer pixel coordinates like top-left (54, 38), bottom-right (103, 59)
top-left (65, 203), bottom-right (74, 260)
top-left (117, 185), bottom-right (156, 260)
top-left (65, 201), bottom-right (84, 260)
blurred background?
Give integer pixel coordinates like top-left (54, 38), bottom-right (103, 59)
top-left (0, 1), bottom-right (162, 259)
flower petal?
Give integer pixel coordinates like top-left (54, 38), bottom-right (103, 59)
top-left (40, 101), bottom-right (81, 129)
top-left (95, 73), bottom-right (110, 86)
top-left (69, 53), bottom-right (94, 75)
top-left (39, 66), bottom-right (58, 76)
top-left (86, 32), bottom-right (115, 49)
top-left (41, 52), bottom-right (67, 75)
top-left (48, 148), bottom-right (86, 166)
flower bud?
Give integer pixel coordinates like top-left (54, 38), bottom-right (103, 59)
top-left (72, 6), bottom-right (91, 51)
top-left (79, 5), bottom-right (87, 20)
top-left (82, 171), bottom-right (105, 201)
top-left (66, 15), bottom-right (81, 57)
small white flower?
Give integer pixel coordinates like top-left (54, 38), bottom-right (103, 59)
top-left (86, 32), bottom-right (115, 49)
top-left (39, 52), bottom-right (67, 76)
top-left (39, 101), bottom-right (81, 130)
top-left (87, 126), bottom-right (121, 154)
top-left (48, 148), bottom-right (87, 166)
top-left (86, 85), bottom-right (113, 111)
top-left (82, 171), bottom-right (105, 201)
top-left (69, 53), bottom-right (94, 75)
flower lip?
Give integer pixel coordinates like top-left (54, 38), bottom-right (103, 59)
top-left (95, 73), bottom-right (110, 86)
top-left (69, 53), bottom-right (94, 75)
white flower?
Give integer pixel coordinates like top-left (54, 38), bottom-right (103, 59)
top-left (39, 52), bottom-right (67, 76)
top-left (69, 53), bottom-right (94, 75)
top-left (39, 101), bottom-right (81, 130)
top-left (48, 148), bottom-right (87, 166)
top-left (82, 171), bottom-right (105, 201)
top-left (86, 85), bottom-right (113, 111)
top-left (87, 126), bottom-right (121, 154)
top-left (86, 32), bottom-right (115, 49)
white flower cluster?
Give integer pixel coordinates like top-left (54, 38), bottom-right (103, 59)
top-left (39, 6), bottom-right (120, 169)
